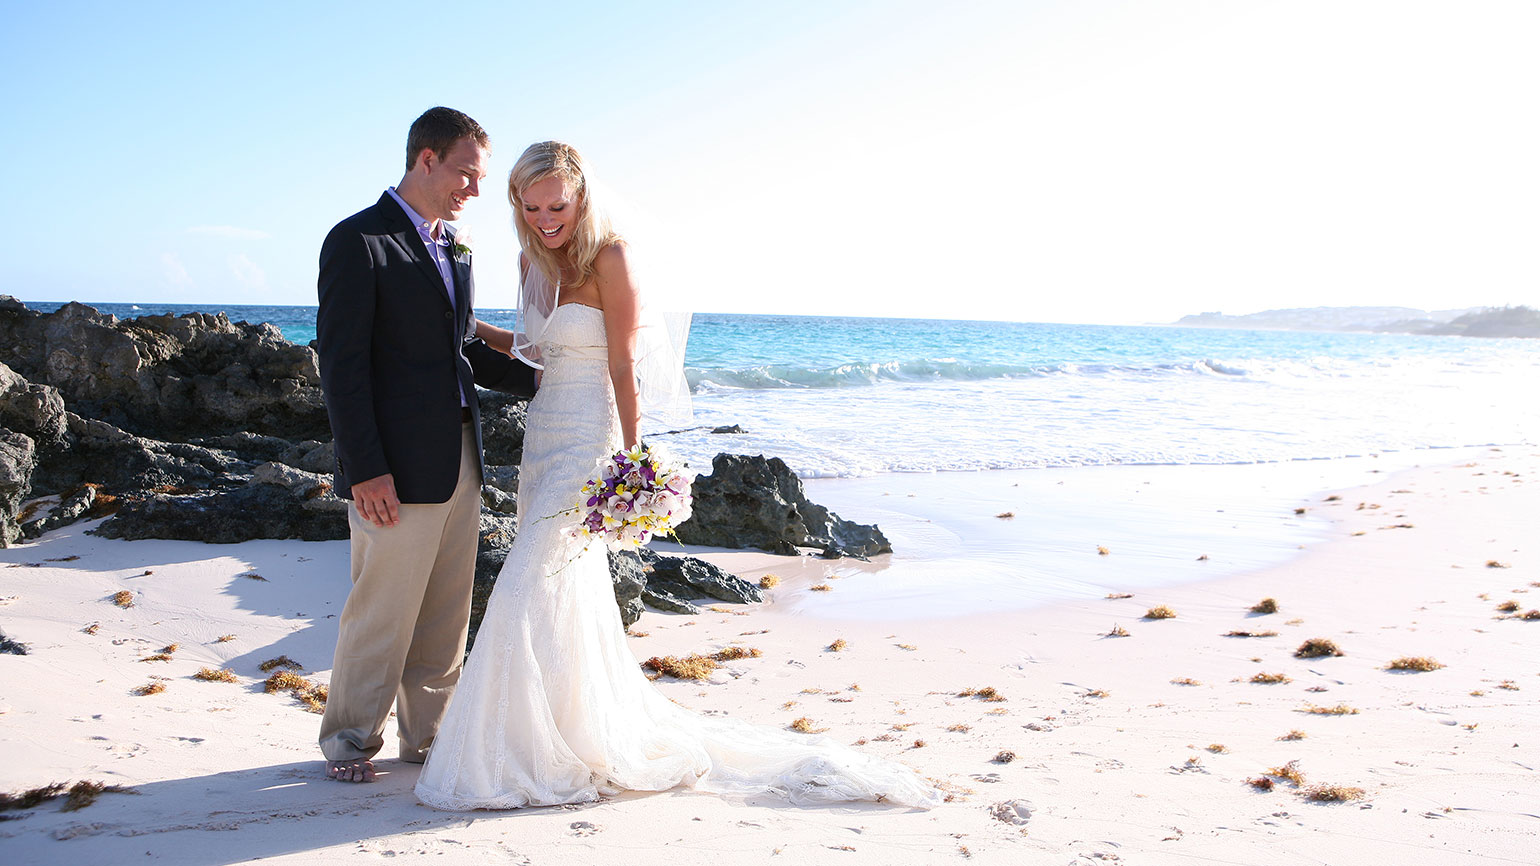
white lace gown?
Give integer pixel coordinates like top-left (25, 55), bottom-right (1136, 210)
top-left (414, 303), bottom-right (942, 810)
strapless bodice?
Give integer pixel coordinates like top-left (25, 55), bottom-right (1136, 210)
top-left (539, 304), bottom-right (607, 360)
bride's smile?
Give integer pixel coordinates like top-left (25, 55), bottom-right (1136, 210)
top-left (521, 176), bottom-right (575, 248)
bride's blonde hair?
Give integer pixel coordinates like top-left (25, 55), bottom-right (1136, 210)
top-left (508, 141), bottom-right (621, 288)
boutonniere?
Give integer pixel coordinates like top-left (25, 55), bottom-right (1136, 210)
top-left (451, 227), bottom-right (474, 259)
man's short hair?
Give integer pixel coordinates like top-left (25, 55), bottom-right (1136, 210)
top-left (406, 107), bottom-right (490, 171)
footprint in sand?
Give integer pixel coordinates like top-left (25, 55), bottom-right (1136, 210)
top-left (988, 799), bottom-right (1034, 825)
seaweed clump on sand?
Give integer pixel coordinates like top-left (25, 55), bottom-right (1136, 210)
top-left (264, 671), bottom-right (328, 713)
top-left (258, 655), bottom-right (303, 673)
top-left (641, 646), bottom-right (764, 682)
top-left (0, 780), bottom-right (135, 814)
top-left (1387, 656), bottom-right (1445, 672)
top-left (1304, 783), bottom-right (1365, 802)
top-left (1294, 638), bottom-right (1344, 658)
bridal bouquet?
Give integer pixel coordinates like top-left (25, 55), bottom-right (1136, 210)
top-left (573, 444), bottom-right (693, 549)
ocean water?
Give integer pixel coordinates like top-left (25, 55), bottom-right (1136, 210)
top-left (22, 300), bottom-right (1540, 479)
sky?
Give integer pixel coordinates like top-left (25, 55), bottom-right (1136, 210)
top-left (2, 0), bottom-right (1537, 325)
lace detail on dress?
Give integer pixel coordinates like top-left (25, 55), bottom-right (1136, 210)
top-left (415, 303), bottom-right (941, 810)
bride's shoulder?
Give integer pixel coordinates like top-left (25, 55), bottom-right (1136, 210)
top-left (593, 240), bottom-right (635, 283)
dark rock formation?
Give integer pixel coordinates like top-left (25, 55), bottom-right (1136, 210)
top-left (95, 465), bottom-right (348, 543)
top-left (474, 513), bottom-right (519, 583)
top-left (34, 412), bottom-right (253, 497)
top-left (481, 465), bottom-right (520, 514)
top-left (248, 461), bottom-right (340, 501)
top-left (190, 431), bottom-right (298, 465)
top-left (478, 391), bottom-right (527, 466)
top-left (634, 547), bottom-right (763, 604)
top-left (0, 296), bottom-right (328, 442)
top-left (20, 483), bottom-right (96, 538)
top-left (673, 453), bottom-right (892, 558)
top-left (640, 585), bottom-right (702, 616)
top-left (0, 428), bottom-right (36, 547)
top-left (0, 361), bottom-right (68, 453)
top-left (468, 513), bottom-right (519, 647)
top-left (484, 464), bottom-right (520, 493)
top-left (607, 549), bottom-right (648, 627)
top-left (277, 440), bottom-right (336, 475)
top-left (481, 485), bottom-right (517, 515)
top-left (468, 524), bottom-right (756, 642)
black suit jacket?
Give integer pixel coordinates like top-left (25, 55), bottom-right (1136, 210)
top-left (316, 192), bottom-right (536, 503)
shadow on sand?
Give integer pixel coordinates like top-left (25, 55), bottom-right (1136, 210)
top-left (2, 758), bottom-right (604, 863)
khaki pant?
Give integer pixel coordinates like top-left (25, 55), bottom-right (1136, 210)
top-left (319, 424), bottom-right (482, 763)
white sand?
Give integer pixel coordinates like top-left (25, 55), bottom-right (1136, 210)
top-left (1, 447), bottom-right (1537, 864)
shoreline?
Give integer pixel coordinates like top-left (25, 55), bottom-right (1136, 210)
top-left (1, 449), bottom-right (1537, 863)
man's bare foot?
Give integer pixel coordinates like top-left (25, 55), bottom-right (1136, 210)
top-left (326, 759), bottom-right (376, 783)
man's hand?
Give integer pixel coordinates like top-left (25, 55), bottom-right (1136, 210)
top-left (351, 473), bottom-right (400, 528)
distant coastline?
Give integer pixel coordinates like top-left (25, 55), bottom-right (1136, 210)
top-left (1172, 304), bottom-right (1540, 338)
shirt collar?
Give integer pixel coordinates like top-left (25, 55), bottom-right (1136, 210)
top-left (386, 187), bottom-right (447, 245)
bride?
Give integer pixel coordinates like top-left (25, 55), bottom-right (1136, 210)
top-left (414, 141), bottom-right (941, 810)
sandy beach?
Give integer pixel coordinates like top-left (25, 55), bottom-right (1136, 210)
top-left (2, 447), bottom-right (1537, 865)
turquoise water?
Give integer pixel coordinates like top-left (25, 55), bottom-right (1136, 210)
top-left (22, 300), bottom-right (1540, 477)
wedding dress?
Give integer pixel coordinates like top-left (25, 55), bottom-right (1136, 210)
top-left (414, 302), bottom-right (942, 809)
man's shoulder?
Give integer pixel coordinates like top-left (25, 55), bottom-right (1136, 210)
top-left (327, 195), bottom-right (402, 241)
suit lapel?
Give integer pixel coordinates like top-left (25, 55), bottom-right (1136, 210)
top-left (447, 230), bottom-right (470, 327)
top-left (377, 193), bottom-right (453, 311)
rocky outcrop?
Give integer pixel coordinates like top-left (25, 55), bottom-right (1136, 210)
top-left (673, 454), bottom-right (891, 558)
top-left (0, 296), bottom-right (328, 442)
top-left (94, 462), bottom-right (348, 543)
top-left (0, 428), bottom-right (36, 547)
top-left (276, 440), bottom-right (336, 475)
top-left (1, 361), bottom-right (54, 545)
top-left (0, 361), bottom-right (68, 454)
top-left (190, 431), bottom-right (303, 465)
top-left (469, 529), bottom-right (762, 639)
top-left (478, 392), bottom-right (528, 466)
top-left (607, 549), bottom-right (649, 627)
top-left (480, 465), bottom-right (520, 515)
top-left (35, 412), bottom-right (253, 497)
top-left (95, 484), bottom-right (348, 543)
top-left (20, 483), bottom-right (96, 539)
top-left (0, 301), bottom-right (373, 541)
top-left (639, 585), bottom-right (701, 616)
top-left (633, 547), bottom-right (764, 604)
top-left (468, 513), bottom-right (519, 647)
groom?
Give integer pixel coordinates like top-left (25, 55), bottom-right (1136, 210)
top-left (314, 107), bottom-right (536, 782)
